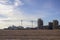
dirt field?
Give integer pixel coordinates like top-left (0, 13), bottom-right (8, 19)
top-left (0, 30), bottom-right (60, 40)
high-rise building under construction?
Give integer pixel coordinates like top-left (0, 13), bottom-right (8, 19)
top-left (53, 20), bottom-right (59, 29)
top-left (37, 18), bottom-right (43, 29)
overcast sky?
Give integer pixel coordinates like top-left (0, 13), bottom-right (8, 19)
top-left (0, 0), bottom-right (60, 29)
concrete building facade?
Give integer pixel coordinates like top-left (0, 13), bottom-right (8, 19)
top-left (37, 18), bottom-right (43, 29)
top-left (48, 22), bottom-right (53, 29)
top-left (53, 20), bottom-right (59, 29)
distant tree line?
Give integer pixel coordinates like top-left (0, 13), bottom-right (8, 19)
top-left (4, 25), bottom-right (38, 30)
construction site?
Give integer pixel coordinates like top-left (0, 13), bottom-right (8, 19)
top-left (0, 19), bottom-right (60, 40)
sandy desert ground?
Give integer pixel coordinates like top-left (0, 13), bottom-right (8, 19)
top-left (0, 30), bottom-right (60, 40)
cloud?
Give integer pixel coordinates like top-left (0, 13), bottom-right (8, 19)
top-left (0, 3), bottom-right (13, 20)
top-left (0, 0), bottom-right (26, 29)
top-left (0, 0), bottom-right (8, 3)
top-left (0, 0), bottom-right (37, 29)
top-left (0, 0), bottom-right (24, 20)
top-left (14, 0), bottom-right (24, 7)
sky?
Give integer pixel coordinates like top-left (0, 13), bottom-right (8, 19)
top-left (0, 0), bottom-right (60, 29)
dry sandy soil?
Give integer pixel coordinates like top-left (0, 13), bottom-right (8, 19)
top-left (0, 30), bottom-right (60, 40)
